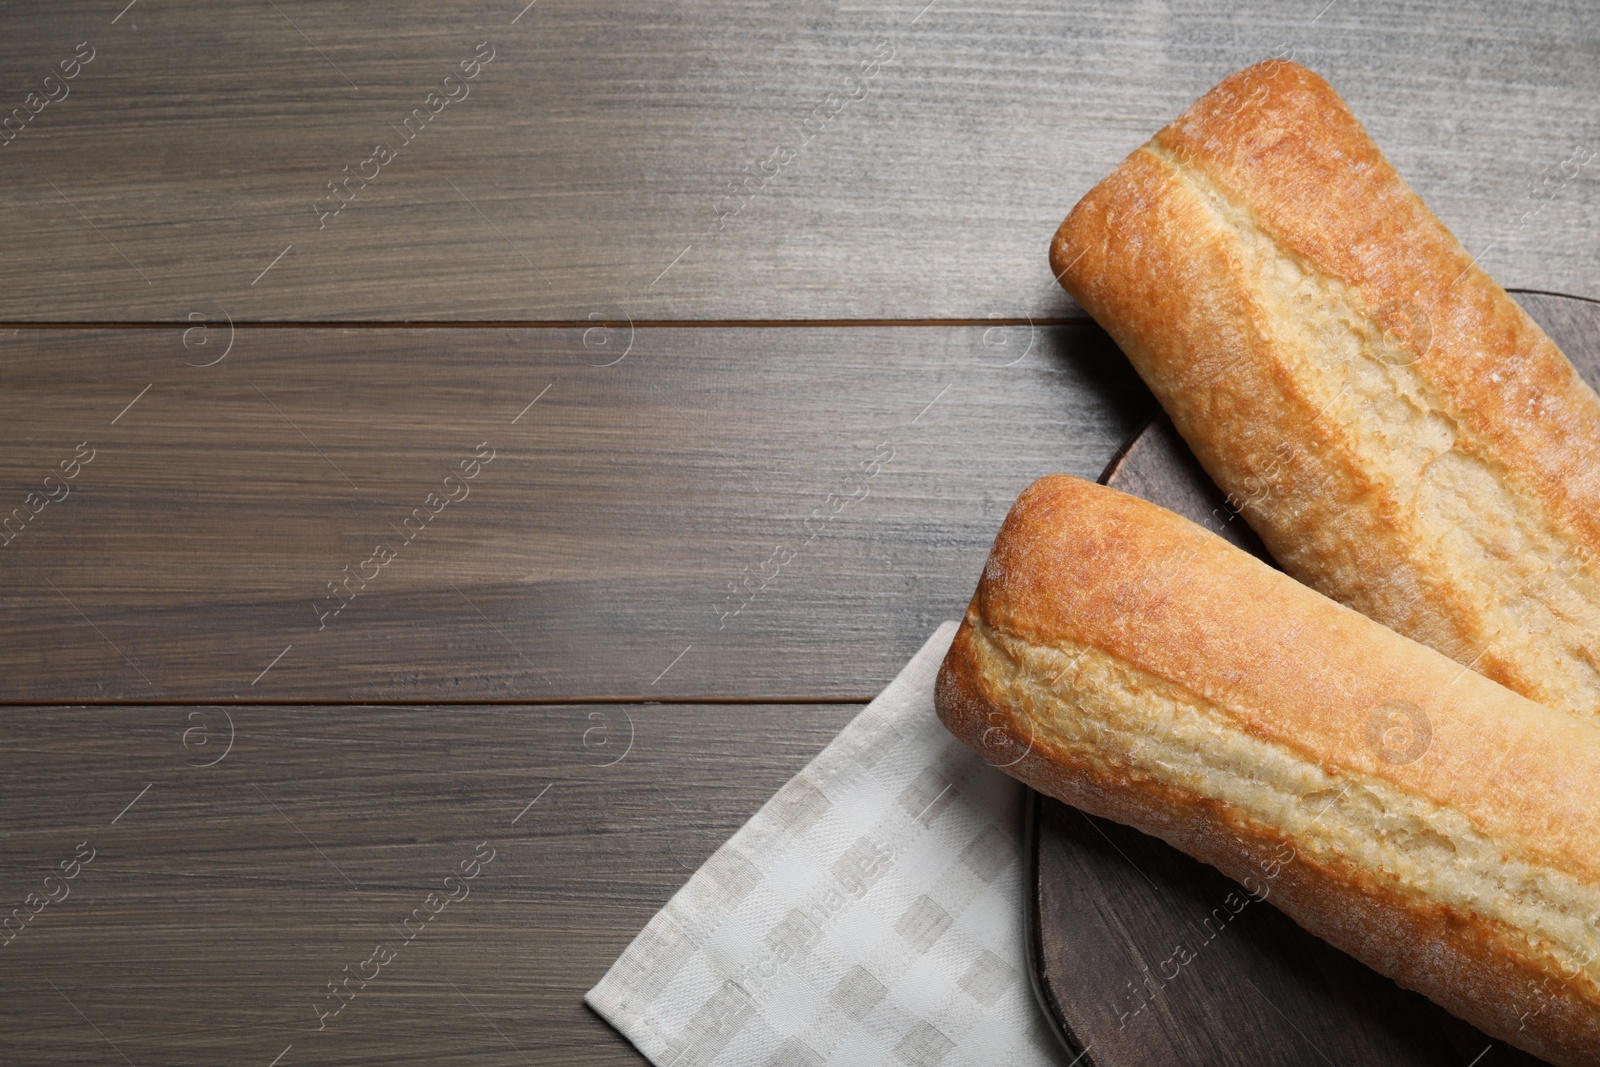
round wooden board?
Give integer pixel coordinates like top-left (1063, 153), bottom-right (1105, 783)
top-left (1025, 291), bottom-right (1600, 1067)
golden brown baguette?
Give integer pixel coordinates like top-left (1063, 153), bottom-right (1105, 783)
top-left (1051, 59), bottom-right (1600, 722)
top-left (937, 474), bottom-right (1600, 1066)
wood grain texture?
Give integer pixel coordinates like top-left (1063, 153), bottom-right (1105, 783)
top-left (6, 3), bottom-right (1598, 1060)
top-left (0, 702), bottom-right (860, 1066)
top-left (0, 322), bottom-right (1149, 701)
top-left (4, 293), bottom-right (1590, 704)
top-left (0, 2), bottom-right (1597, 321)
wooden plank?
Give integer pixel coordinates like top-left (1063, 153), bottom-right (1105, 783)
top-left (0, 2), bottom-right (1597, 321)
top-left (0, 322), bottom-right (1151, 701)
top-left (3, 293), bottom-right (1590, 702)
top-left (0, 701), bottom-right (859, 1065)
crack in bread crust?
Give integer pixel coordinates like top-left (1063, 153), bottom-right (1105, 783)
top-left (1141, 138), bottom-right (1600, 721)
top-left (967, 613), bottom-right (1600, 999)
top-left (934, 473), bottom-right (1600, 1064)
top-left (1052, 59), bottom-right (1600, 723)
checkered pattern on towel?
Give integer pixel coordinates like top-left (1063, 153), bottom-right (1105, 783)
top-left (586, 623), bottom-right (1070, 1066)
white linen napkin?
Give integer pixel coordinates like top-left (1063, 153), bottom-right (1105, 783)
top-left (587, 622), bottom-right (1070, 1066)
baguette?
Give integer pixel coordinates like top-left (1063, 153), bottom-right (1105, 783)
top-left (936, 474), bottom-right (1600, 1066)
top-left (1051, 59), bottom-right (1600, 722)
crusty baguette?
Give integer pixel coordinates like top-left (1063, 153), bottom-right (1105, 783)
top-left (1051, 59), bottom-right (1600, 722)
top-left (937, 474), bottom-right (1600, 1066)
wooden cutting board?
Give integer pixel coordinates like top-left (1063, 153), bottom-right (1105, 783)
top-left (1025, 291), bottom-right (1600, 1067)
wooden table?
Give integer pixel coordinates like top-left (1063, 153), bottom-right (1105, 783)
top-left (2, 3), bottom-right (1596, 1063)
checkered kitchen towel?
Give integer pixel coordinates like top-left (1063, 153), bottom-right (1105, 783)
top-left (587, 623), bottom-right (1069, 1066)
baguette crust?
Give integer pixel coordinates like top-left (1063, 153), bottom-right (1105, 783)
top-left (938, 475), bottom-right (1600, 1065)
top-left (1051, 59), bottom-right (1600, 722)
